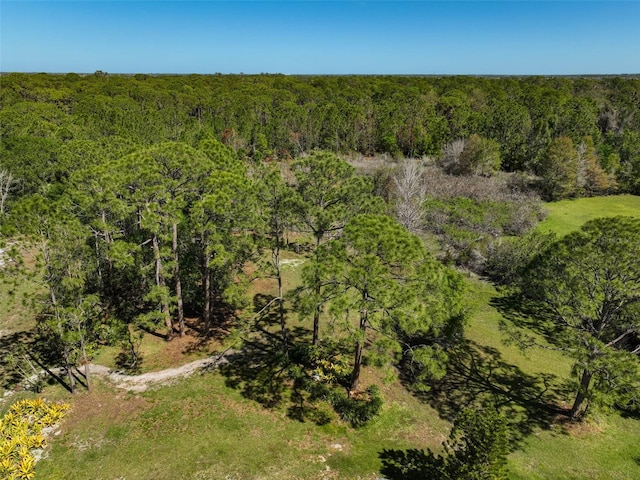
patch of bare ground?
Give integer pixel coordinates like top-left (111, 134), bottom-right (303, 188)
top-left (89, 349), bottom-right (231, 393)
top-left (58, 383), bottom-right (150, 454)
top-left (62, 384), bottom-right (149, 434)
top-left (558, 415), bottom-right (606, 437)
top-left (129, 316), bottom-right (230, 373)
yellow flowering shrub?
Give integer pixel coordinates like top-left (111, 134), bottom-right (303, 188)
top-left (0, 398), bottom-right (70, 480)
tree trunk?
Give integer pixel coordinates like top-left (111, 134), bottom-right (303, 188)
top-left (173, 223), bottom-right (185, 337)
top-left (569, 369), bottom-right (593, 419)
top-left (100, 210), bottom-right (114, 302)
top-left (312, 292), bottom-right (321, 346)
top-left (46, 257), bottom-right (76, 394)
top-left (312, 235), bottom-right (322, 346)
top-left (79, 332), bottom-right (91, 392)
top-left (93, 232), bottom-right (103, 291)
top-left (64, 349), bottom-right (76, 394)
top-left (101, 210), bottom-right (113, 269)
top-left (153, 235), bottom-right (173, 340)
top-left (350, 304), bottom-right (368, 393)
top-left (275, 237), bottom-right (288, 355)
top-left (203, 249), bottom-right (212, 335)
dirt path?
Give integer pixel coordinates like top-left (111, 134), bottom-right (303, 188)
top-left (87, 349), bottom-right (232, 393)
top-left (0, 350), bottom-right (233, 402)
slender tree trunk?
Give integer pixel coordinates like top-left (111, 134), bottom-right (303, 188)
top-left (350, 300), bottom-right (368, 393)
top-left (0, 169), bottom-right (15, 216)
top-left (312, 289), bottom-right (321, 346)
top-left (52, 296), bottom-right (75, 394)
top-left (569, 369), bottom-right (593, 419)
top-left (153, 235), bottom-right (173, 340)
top-left (79, 330), bottom-right (91, 392)
top-left (274, 234), bottom-right (288, 354)
top-left (93, 232), bottom-right (103, 291)
top-left (312, 234), bottom-right (322, 346)
top-left (101, 210), bottom-right (113, 269)
top-left (204, 268), bottom-right (211, 335)
top-left (200, 231), bottom-right (212, 335)
top-left (173, 223), bottom-right (185, 337)
top-left (100, 210), bottom-right (114, 301)
top-left (203, 249), bottom-right (212, 335)
top-left (44, 242), bottom-right (76, 394)
top-left (63, 347), bottom-right (76, 394)
top-left (52, 297), bottom-right (75, 394)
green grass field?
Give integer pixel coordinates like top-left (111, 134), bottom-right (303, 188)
top-left (3, 196), bottom-right (640, 479)
top-left (538, 194), bottom-right (640, 236)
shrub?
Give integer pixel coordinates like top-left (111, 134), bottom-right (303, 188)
top-left (484, 231), bottom-right (556, 287)
top-left (330, 385), bottom-right (383, 428)
top-left (380, 405), bottom-right (510, 480)
top-left (0, 398), bottom-right (70, 480)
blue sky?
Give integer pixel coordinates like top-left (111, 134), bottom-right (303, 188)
top-left (1, 1), bottom-right (639, 74)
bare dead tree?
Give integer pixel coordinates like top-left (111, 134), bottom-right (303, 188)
top-left (393, 159), bottom-right (427, 232)
top-left (440, 139), bottom-right (466, 174)
top-left (0, 168), bottom-right (18, 216)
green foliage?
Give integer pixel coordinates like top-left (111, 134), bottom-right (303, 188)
top-left (304, 214), bottom-right (465, 392)
top-left (292, 151), bottom-right (383, 244)
top-left (423, 194), bottom-right (545, 267)
top-left (577, 136), bottom-right (616, 195)
top-left (329, 385), bottom-right (383, 428)
top-left (291, 151), bottom-right (385, 344)
top-left (522, 217), bottom-right (640, 418)
top-left (484, 230), bottom-right (557, 287)
top-left (289, 344), bottom-right (351, 385)
top-left (1, 72), bottom-right (640, 479)
top-left (380, 405), bottom-right (510, 480)
top-left (537, 136), bottom-right (578, 200)
top-left (1, 73), bottom-right (640, 193)
top-left (445, 134), bottom-right (502, 176)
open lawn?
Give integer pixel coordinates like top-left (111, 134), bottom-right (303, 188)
top-left (34, 371), bottom-right (449, 480)
top-left (463, 276), bottom-right (640, 479)
top-left (538, 194), bottom-right (640, 236)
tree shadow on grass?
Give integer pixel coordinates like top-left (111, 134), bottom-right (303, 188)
top-left (412, 339), bottom-right (570, 446)
top-left (0, 330), bottom-right (35, 389)
top-left (1, 329), bottom-right (78, 393)
top-left (217, 293), bottom-right (336, 424)
top-left (216, 292), bottom-right (291, 409)
top-left (490, 293), bottom-right (564, 345)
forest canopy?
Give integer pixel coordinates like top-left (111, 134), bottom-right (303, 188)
top-left (1, 73), bottom-right (639, 202)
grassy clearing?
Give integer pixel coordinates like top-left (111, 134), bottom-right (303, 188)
top-left (462, 275), bottom-right (640, 479)
top-left (463, 275), bottom-right (571, 380)
top-left (508, 413), bottom-right (640, 480)
top-left (29, 265), bottom-right (640, 480)
top-left (0, 245), bottom-right (43, 392)
top-left (539, 194), bottom-right (640, 236)
top-left (34, 371), bottom-right (448, 480)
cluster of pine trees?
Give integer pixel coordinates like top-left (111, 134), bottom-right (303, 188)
top-left (1, 135), bottom-right (465, 401)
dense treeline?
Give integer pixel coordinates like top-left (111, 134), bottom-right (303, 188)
top-left (1, 73), bottom-right (639, 202)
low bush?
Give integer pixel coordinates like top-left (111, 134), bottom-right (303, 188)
top-left (330, 385), bottom-right (383, 428)
top-left (0, 398), bottom-right (70, 480)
